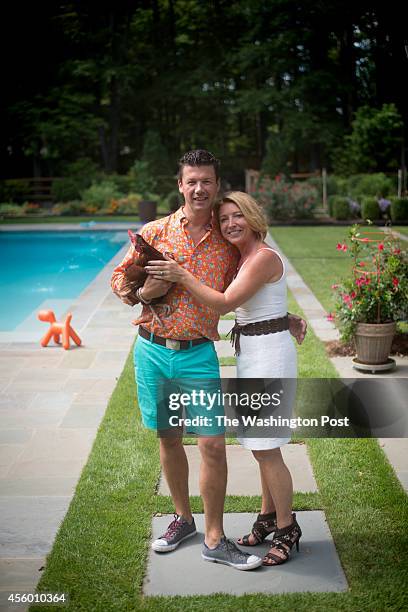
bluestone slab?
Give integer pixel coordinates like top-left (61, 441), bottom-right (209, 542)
top-left (144, 512), bottom-right (348, 596)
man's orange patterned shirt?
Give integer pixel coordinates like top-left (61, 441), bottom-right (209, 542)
top-left (111, 207), bottom-right (239, 340)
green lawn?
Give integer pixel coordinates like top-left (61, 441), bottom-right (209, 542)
top-left (393, 225), bottom-right (408, 237)
top-left (269, 226), bottom-right (353, 314)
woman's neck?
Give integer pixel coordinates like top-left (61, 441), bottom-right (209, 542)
top-left (238, 238), bottom-right (263, 261)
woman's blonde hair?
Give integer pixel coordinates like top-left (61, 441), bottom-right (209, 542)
top-left (215, 191), bottom-right (268, 241)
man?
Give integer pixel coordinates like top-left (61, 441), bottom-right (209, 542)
top-left (111, 149), bottom-right (306, 570)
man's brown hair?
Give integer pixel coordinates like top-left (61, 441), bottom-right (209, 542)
top-left (178, 149), bottom-right (220, 181)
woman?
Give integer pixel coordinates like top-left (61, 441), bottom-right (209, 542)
top-left (146, 191), bottom-right (301, 566)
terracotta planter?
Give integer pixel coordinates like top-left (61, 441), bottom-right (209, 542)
top-left (354, 322), bottom-right (396, 365)
top-left (139, 200), bottom-right (157, 223)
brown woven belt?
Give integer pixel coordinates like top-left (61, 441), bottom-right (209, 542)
top-left (229, 315), bottom-right (289, 355)
top-left (138, 326), bottom-right (210, 350)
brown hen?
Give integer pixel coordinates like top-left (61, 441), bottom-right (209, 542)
top-left (123, 230), bottom-right (172, 326)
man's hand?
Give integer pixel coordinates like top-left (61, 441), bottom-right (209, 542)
top-left (141, 275), bottom-right (173, 301)
top-left (288, 313), bottom-right (307, 345)
top-left (115, 281), bottom-right (139, 306)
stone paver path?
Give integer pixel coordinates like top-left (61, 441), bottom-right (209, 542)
top-left (0, 238), bottom-right (139, 609)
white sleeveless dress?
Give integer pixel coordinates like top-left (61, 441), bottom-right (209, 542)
top-left (235, 248), bottom-right (297, 450)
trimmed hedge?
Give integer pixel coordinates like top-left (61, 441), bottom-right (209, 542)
top-left (329, 195), bottom-right (350, 220)
top-left (390, 198), bottom-right (408, 222)
top-left (361, 196), bottom-right (380, 220)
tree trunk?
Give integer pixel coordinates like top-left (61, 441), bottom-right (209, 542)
top-left (98, 126), bottom-right (109, 172)
top-left (339, 18), bottom-right (355, 129)
top-left (107, 75), bottom-right (120, 172)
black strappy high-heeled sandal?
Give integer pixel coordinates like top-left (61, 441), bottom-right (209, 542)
top-left (238, 512), bottom-right (277, 546)
top-left (262, 513), bottom-right (302, 565)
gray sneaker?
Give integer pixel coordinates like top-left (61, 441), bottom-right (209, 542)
top-left (152, 514), bottom-right (197, 552)
top-left (202, 536), bottom-right (262, 570)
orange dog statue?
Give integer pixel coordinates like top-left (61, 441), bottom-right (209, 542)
top-left (38, 310), bottom-right (82, 350)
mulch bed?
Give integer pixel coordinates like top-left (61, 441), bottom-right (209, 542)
top-left (325, 334), bottom-right (408, 358)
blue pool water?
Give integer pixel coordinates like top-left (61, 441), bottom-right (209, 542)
top-left (0, 231), bottom-right (128, 331)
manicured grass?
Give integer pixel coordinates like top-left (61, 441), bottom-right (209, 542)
top-left (270, 226), bottom-right (351, 313)
top-left (219, 333), bottom-right (230, 341)
top-left (394, 225), bottom-right (408, 237)
top-left (220, 313), bottom-right (235, 320)
top-left (287, 291), bottom-right (337, 378)
top-left (219, 356), bottom-right (236, 366)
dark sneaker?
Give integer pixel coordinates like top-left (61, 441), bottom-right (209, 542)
top-left (152, 514), bottom-right (197, 552)
top-left (202, 536), bottom-right (262, 570)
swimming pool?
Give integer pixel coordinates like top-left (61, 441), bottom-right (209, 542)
top-left (0, 231), bottom-right (128, 331)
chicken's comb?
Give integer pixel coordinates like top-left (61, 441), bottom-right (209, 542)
top-left (128, 230), bottom-right (143, 252)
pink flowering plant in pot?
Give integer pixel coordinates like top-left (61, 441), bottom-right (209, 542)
top-left (331, 224), bottom-right (408, 345)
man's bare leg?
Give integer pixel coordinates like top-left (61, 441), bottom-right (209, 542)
top-left (197, 436), bottom-right (227, 548)
top-left (159, 436), bottom-right (192, 522)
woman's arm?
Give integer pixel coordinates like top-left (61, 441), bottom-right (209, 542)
top-left (146, 251), bottom-right (283, 315)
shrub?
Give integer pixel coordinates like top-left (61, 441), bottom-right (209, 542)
top-left (331, 104), bottom-right (403, 174)
top-left (51, 201), bottom-right (89, 216)
top-left (107, 194), bottom-right (142, 215)
top-left (80, 180), bottom-right (124, 210)
top-left (63, 157), bottom-right (100, 180)
top-left (109, 174), bottom-right (132, 194)
top-left (167, 190), bottom-right (181, 212)
top-left (0, 203), bottom-right (25, 217)
top-left (390, 198), bottom-right (408, 222)
top-left (347, 173), bottom-right (394, 199)
top-left (53, 158), bottom-right (102, 202)
top-left (329, 175), bottom-right (348, 196)
top-left (51, 178), bottom-right (82, 202)
top-left (128, 160), bottom-right (158, 197)
top-left (22, 202), bottom-right (42, 215)
top-left (330, 196), bottom-right (350, 220)
top-left (307, 174), bottom-right (348, 197)
top-left (360, 196), bottom-right (380, 220)
top-left (0, 179), bottom-right (30, 203)
top-left (254, 175), bottom-right (318, 220)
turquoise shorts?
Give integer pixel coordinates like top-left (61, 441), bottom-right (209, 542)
top-left (134, 335), bottom-right (225, 435)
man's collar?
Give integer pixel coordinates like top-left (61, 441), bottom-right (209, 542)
top-left (179, 206), bottom-right (214, 231)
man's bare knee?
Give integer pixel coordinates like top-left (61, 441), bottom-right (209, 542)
top-left (159, 435), bottom-right (184, 451)
top-left (198, 436), bottom-right (226, 463)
